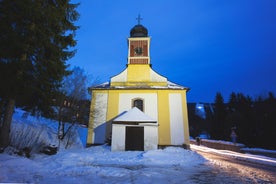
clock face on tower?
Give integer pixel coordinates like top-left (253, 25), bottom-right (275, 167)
top-left (134, 47), bottom-right (143, 56)
top-left (128, 39), bottom-right (149, 64)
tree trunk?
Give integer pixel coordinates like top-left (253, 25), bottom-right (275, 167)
top-left (0, 98), bottom-right (15, 150)
top-left (58, 121), bottom-right (65, 140)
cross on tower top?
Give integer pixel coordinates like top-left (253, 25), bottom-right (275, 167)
top-left (136, 14), bottom-right (143, 25)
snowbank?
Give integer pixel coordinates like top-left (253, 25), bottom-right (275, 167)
top-left (241, 147), bottom-right (276, 158)
top-left (0, 108), bottom-right (208, 183)
top-left (0, 145), bottom-right (207, 184)
top-left (191, 138), bottom-right (245, 152)
top-left (10, 108), bottom-right (86, 152)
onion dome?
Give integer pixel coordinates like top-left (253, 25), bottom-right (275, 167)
top-left (130, 24), bottom-right (148, 37)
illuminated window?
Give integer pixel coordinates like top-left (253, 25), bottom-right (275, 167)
top-left (132, 98), bottom-right (144, 112)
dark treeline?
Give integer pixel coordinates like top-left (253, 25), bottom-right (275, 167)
top-left (188, 92), bottom-right (276, 150)
top-left (0, 0), bottom-right (80, 150)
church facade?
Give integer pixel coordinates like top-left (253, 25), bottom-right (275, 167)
top-left (87, 21), bottom-right (190, 151)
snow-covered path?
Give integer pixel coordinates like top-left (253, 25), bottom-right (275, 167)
top-left (191, 144), bottom-right (276, 166)
top-left (191, 144), bottom-right (276, 183)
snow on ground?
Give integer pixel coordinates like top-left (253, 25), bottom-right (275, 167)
top-left (1, 109), bottom-right (276, 183)
top-left (0, 145), bottom-right (207, 184)
top-left (11, 108), bottom-right (87, 149)
top-left (191, 144), bottom-right (276, 166)
top-left (242, 147), bottom-right (276, 154)
top-left (197, 138), bottom-right (245, 147)
top-left (0, 109), bottom-right (208, 183)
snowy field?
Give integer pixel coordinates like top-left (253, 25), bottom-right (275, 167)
top-left (0, 109), bottom-right (276, 183)
top-left (0, 109), bottom-right (207, 183)
top-left (1, 145), bottom-right (208, 184)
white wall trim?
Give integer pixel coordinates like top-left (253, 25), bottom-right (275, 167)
top-left (93, 93), bottom-right (108, 144)
top-left (169, 93), bottom-right (184, 145)
top-left (111, 68), bottom-right (128, 82)
top-left (119, 93), bottom-right (158, 121)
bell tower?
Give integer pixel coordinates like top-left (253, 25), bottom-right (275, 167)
top-left (110, 15), bottom-right (167, 87)
top-left (128, 15), bottom-right (150, 65)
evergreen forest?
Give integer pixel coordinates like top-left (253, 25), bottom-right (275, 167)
top-left (188, 92), bottom-right (276, 150)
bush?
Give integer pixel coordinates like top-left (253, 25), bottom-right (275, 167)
top-left (10, 121), bottom-right (57, 154)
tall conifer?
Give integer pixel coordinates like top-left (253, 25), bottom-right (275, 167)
top-left (0, 0), bottom-right (79, 149)
top-left (212, 92), bottom-right (226, 139)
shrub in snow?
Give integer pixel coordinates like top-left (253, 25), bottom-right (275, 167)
top-left (40, 145), bottom-right (58, 155)
top-left (8, 108), bottom-right (85, 157)
top-left (3, 146), bottom-right (31, 158)
top-left (10, 122), bottom-right (83, 155)
top-left (10, 121), bottom-right (56, 154)
top-left (62, 125), bottom-right (81, 149)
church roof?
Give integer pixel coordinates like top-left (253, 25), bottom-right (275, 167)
top-left (89, 81), bottom-right (189, 91)
top-left (113, 107), bottom-right (156, 123)
top-left (130, 24), bottom-right (148, 37)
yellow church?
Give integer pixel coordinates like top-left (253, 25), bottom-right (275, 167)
top-left (87, 19), bottom-right (190, 151)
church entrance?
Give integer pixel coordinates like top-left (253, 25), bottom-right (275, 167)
top-left (125, 126), bottom-right (144, 151)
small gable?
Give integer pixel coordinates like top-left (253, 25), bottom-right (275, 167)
top-left (113, 107), bottom-right (156, 123)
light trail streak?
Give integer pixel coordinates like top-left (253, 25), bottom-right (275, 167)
top-left (191, 144), bottom-right (276, 166)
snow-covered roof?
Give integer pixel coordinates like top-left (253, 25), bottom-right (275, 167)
top-left (90, 82), bottom-right (110, 89)
top-left (113, 107), bottom-right (156, 123)
top-left (90, 81), bottom-right (189, 90)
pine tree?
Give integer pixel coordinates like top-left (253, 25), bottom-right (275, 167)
top-left (228, 92), bottom-right (238, 112)
top-left (225, 92), bottom-right (241, 141)
top-left (211, 92), bottom-right (226, 140)
top-left (255, 92), bottom-right (276, 149)
top-left (237, 93), bottom-right (253, 144)
top-left (0, 0), bottom-right (79, 150)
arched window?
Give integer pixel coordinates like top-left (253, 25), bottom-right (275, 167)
top-left (132, 98), bottom-right (144, 112)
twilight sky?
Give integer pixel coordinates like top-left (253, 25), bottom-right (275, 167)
top-left (69, 0), bottom-right (276, 102)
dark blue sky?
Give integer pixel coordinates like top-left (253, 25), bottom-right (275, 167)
top-left (69, 0), bottom-right (276, 102)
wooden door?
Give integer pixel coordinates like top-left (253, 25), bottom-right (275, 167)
top-left (125, 127), bottom-right (144, 151)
